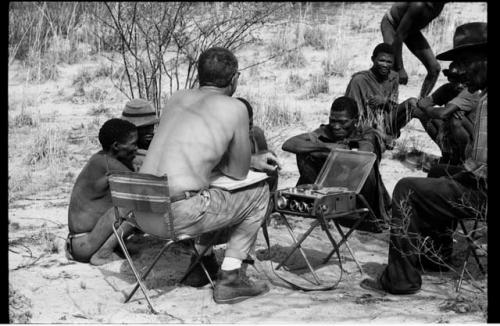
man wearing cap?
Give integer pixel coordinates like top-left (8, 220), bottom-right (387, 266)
top-left (141, 47), bottom-right (275, 304)
top-left (282, 96), bottom-right (391, 233)
top-left (361, 22), bottom-right (487, 295)
top-left (121, 98), bottom-right (159, 171)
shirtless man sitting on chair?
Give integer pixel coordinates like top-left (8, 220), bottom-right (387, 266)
top-left (67, 118), bottom-right (138, 265)
top-left (140, 47), bottom-right (273, 304)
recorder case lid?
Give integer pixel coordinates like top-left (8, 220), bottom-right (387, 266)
top-left (314, 148), bottom-right (376, 194)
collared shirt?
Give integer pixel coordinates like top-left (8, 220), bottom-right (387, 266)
top-left (464, 91), bottom-right (487, 179)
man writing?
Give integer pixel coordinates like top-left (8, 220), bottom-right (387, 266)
top-left (141, 47), bottom-right (273, 304)
top-left (282, 96), bottom-right (391, 232)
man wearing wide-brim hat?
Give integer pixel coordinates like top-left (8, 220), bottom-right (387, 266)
top-left (121, 98), bottom-right (159, 171)
top-left (361, 22), bottom-right (487, 295)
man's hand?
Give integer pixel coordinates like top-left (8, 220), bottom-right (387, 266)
top-left (250, 151), bottom-right (281, 173)
top-left (368, 95), bottom-right (386, 108)
top-left (417, 96), bottom-right (433, 110)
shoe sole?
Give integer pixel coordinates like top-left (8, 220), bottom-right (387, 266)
top-left (360, 279), bottom-right (420, 295)
top-left (214, 287), bottom-right (270, 304)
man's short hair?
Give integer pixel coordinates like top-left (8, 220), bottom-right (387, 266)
top-left (98, 118), bottom-right (137, 151)
top-left (198, 47), bottom-right (238, 88)
top-left (372, 43), bottom-right (394, 58)
top-left (330, 96), bottom-right (359, 119)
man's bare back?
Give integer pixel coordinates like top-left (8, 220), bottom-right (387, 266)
top-left (140, 88), bottom-right (251, 196)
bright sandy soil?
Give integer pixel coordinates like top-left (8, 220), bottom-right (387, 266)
top-left (9, 2), bottom-right (487, 323)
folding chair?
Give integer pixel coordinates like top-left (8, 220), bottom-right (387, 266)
top-left (455, 214), bottom-right (487, 292)
top-left (267, 149), bottom-right (378, 290)
top-left (108, 171), bottom-right (222, 314)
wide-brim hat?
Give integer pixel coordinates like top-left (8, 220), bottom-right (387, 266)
top-left (436, 22), bottom-right (487, 61)
top-left (121, 98), bottom-right (159, 127)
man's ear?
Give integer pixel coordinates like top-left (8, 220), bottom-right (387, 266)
top-left (110, 141), bottom-right (120, 153)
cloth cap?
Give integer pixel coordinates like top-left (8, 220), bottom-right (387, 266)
top-left (436, 22), bottom-right (487, 61)
top-left (121, 99), bottom-right (159, 127)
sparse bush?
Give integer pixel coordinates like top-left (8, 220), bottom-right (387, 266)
top-left (307, 73), bottom-right (329, 97)
top-left (11, 110), bottom-right (39, 128)
top-left (322, 49), bottom-right (350, 77)
top-left (303, 24), bottom-right (326, 50)
top-left (93, 63), bottom-right (113, 78)
top-left (88, 104), bottom-right (111, 116)
top-left (85, 87), bottom-right (108, 103)
top-left (254, 96), bottom-right (303, 130)
top-left (8, 170), bottom-right (32, 202)
top-left (41, 229), bottom-right (59, 254)
top-left (281, 49), bottom-right (307, 69)
top-left (72, 69), bottom-right (93, 86)
top-left (287, 73), bottom-right (306, 91)
top-left (25, 127), bottom-right (67, 166)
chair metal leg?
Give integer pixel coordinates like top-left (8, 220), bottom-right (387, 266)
top-left (277, 214), bottom-right (322, 285)
top-left (125, 240), bottom-right (174, 304)
top-left (112, 223), bottom-right (158, 314)
top-left (330, 221), bottom-right (364, 274)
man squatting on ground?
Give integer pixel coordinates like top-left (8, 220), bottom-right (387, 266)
top-left (67, 118), bottom-right (138, 265)
top-left (416, 60), bottom-right (480, 165)
top-left (282, 96), bottom-right (391, 233)
top-left (120, 98), bottom-right (159, 171)
top-left (345, 43), bottom-right (423, 146)
top-left (381, 2), bottom-right (446, 98)
top-left (140, 47), bottom-right (279, 304)
top-left (361, 22), bottom-right (487, 295)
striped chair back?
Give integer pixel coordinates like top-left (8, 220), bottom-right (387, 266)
top-left (108, 172), bottom-right (171, 214)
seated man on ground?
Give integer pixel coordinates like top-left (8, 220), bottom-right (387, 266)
top-left (282, 96), bottom-right (391, 233)
top-left (345, 43), bottom-right (422, 146)
top-left (360, 22), bottom-right (487, 295)
top-left (237, 97), bottom-right (279, 193)
top-left (120, 98), bottom-right (159, 171)
top-left (416, 61), bottom-right (480, 165)
top-left (67, 118), bottom-right (138, 265)
top-left (140, 47), bottom-right (272, 304)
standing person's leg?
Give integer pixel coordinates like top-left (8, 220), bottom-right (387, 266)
top-left (378, 176), bottom-right (478, 294)
top-left (381, 13), bottom-right (408, 85)
top-left (404, 32), bottom-right (441, 98)
top-left (385, 98), bottom-right (417, 138)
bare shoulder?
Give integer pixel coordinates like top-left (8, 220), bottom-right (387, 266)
top-left (205, 94), bottom-right (247, 118)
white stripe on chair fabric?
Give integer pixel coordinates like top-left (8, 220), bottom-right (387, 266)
top-left (110, 190), bottom-right (169, 203)
top-left (109, 176), bottom-right (167, 188)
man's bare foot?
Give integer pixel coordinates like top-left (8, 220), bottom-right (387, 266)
top-left (89, 252), bottom-right (123, 266)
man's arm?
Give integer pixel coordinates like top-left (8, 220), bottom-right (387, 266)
top-left (282, 132), bottom-right (331, 154)
top-left (219, 101), bottom-right (251, 180)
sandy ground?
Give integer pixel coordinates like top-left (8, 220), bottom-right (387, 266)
top-left (8, 2), bottom-right (487, 323)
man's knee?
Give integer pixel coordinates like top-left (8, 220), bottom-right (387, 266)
top-left (392, 178), bottom-right (418, 204)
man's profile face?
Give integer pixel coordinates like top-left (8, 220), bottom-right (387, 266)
top-left (372, 52), bottom-right (394, 78)
top-left (328, 110), bottom-right (357, 139)
top-left (115, 130), bottom-right (138, 166)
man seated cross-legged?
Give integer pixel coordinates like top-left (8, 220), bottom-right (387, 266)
top-left (282, 96), bottom-right (391, 233)
top-left (140, 47), bottom-right (273, 304)
top-left (67, 118), bottom-right (138, 265)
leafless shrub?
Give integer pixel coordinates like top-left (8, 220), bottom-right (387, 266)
top-left (25, 127), bottom-right (67, 166)
top-left (307, 73), bottom-right (329, 97)
top-left (94, 2), bottom-right (282, 116)
top-left (286, 73), bottom-right (306, 91)
top-left (88, 104), bottom-right (111, 116)
top-left (303, 24), bottom-right (326, 50)
top-left (11, 109), bottom-right (39, 128)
